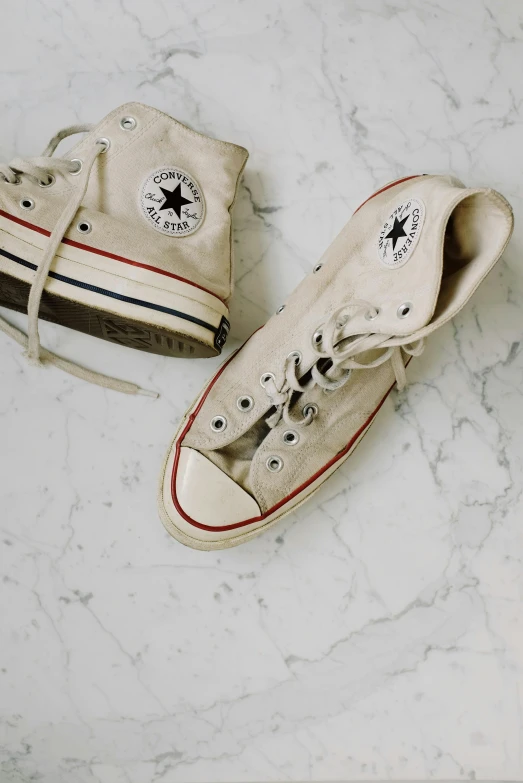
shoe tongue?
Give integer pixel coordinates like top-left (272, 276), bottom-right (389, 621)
top-left (344, 175), bottom-right (513, 339)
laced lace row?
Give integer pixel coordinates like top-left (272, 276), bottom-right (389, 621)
top-left (0, 125), bottom-right (157, 397)
top-left (263, 300), bottom-right (424, 428)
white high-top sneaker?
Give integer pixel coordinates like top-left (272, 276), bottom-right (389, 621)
top-left (158, 175), bottom-right (514, 549)
top-left (0, 103), bottom-right (248, 394)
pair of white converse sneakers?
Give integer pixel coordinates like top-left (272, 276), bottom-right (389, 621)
top-left (0, 103), bottom-right (514, 550)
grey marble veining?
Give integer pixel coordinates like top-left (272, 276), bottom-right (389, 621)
top-left (1, 1), bottom-right (522, 781)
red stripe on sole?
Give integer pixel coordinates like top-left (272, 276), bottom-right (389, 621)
top-left (0, 208), bottom-right (226, 304)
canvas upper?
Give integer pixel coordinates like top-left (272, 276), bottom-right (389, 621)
top-left (0, 103), bottom-right (249, 393)
top-left (0, 103), bottom-right (249, 303)
top-left (159, 174), bottom-right (514, 547)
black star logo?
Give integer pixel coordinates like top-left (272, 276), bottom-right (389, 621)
top-left (385, 214), bottom-right (409, 250)
top-left (159, 183), bottom-right (193, 219)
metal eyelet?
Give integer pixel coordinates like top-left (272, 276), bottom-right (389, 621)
top-left (287, 350), bottom-right (302, 365)
top-left (39, 175), bottom-right (55, 188)
top-left (397, 302), bottom-right (413, 319)
top-left (266, 456), bottom-right (283, 472)
top-left (276, 305), bottom-right (285, 314)
top-left (283, 430), bottom-right (299, 446)
top-left (96, 137), bottom-right (111, 153)
top-left (120, 116), bottom-right (137, 131)
top-left (302, 403), bottom-right (318, 418)
top-left (76, 220), bottom-right (92, 234)
top-left (312, 329), bottom-right (323, 347)
top-left (210, 415), bottom-right (227, 432)
top-left (20, 197), bottom-right (34, 211)
top-left (365, 307), bottom-right (381, 321)
top-left (313, 264), bottom-right (323, 273)
top-left (260, 372), bottom-right (275, 388)
top-left (237, 395), bottom-right (254, 412)
top-left (69, 159), bottom-right (83, 175)
top-left (5, 176), bottom-right (20, 185)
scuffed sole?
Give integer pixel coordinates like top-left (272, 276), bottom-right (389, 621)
top-left (0, 271), bottom-right (226, 359)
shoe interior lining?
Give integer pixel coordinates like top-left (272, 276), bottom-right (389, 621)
top-left (431, 191), bottom-right (510, 326)
top-left (201, 415), bottom-right (273, 495)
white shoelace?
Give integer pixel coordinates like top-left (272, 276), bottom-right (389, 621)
top-left (263, 300), bottom-right (424, 428)
top-left (0, 126), bottom-right (157, 397)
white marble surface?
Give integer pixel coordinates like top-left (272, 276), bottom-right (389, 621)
top-left (1, 1), bottom-right (523, 781)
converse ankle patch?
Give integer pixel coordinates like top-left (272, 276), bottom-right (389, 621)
top-left (140, 167), bottom-right (205, 237)
top-left (377, 197), bottom-right (425, 269)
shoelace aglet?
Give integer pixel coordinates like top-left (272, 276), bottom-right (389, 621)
top-left (138, 388), bottom-right (160, 399)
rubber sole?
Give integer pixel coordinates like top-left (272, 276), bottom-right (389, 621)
top-left (0, 271), bottom-right (223, 358)
top-left (0, 210), bottom-right (230, 358)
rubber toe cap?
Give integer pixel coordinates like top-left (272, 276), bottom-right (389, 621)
top-left (175, 447), bottom-right (261, 527)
